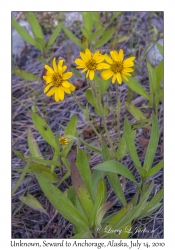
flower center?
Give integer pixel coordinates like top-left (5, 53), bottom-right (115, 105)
top-left (52, 73), bottom-right (62, 86)
top-left (86, 59), bottom-right (97, 70)
top-left (111, 62), bottom-right (123, 73)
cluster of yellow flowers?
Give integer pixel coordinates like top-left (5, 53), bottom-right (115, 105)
top-left (43, 49), bottom-right (135, 102)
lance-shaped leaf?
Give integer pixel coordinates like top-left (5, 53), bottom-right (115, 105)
top-left (155, 59), bottom-right (163, 90)
top-left (36, 173), bottom-right (89, 231)
top-left (82, 12), bottom-right (93, 38)
top-left (12, 17), bottom-right (42, 52)
top-left (143, 114), bottom-right (159, 171)
top-left (93, 28), bottom-right (114, 50)
top-left (46, 22), bottom-right (64, 49)
top-left (112, 180), bottom-right (154, 230)
top-left (63, 26), bottom-right (84, 50)
top-left (27, 12), bottom-right (44, 40)
top-left (28, 128), bottom-right (43, 159)
top-left (31, 112), bottom-right (60, 154)
top-left (75, 150), bottom-right (92, 198)
top-left (92, 160), bottom-right (138, 187)
top-left (136, 188), bottom-right (163, 220)
top-left (19, 194), bottom-right (49, 216)
top-left (101, 137), bottom-right (127, 206)
top-left (12, 67), bottom-right (40, 81)
top-left (95, 198), bottom-right (118, 227)
top-left (147, 62), bottom-right (157, 96)
top-left (123, 76), bottom-right (151, 101)
top-left (70, 160), bottom-right (93, 225)
top-left (61, 114), bottom-right (77, 157)
top-left (30, 162), bottom-right (58, 183)
top-left (146, 160), bottom-right (163, 178)
top-left (124, 118), bottom-right (144, 177)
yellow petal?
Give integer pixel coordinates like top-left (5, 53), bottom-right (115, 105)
top-left (54, 90), bottom-right (60, 102)
top-left (46, 87), bottom-right (56, 97)
top-left (62, 66), bottom-right (67, 73)
top-left (62, 72), bottom-right (72, 80)
top-left (110, 50), bottom-right (120, 62)
top-left (96, 63), bottom-right (110, 70)
top-left (121, 70), bottom-right (131, 76)
top-left (52, 58), bottom-right (57, 72)
top-left (81, 67), bottom-right (88, 72)
top-left (89, 70), bottom-right (95, 80)
top-left (62, 86), bottom-right (71, 94)
top-left (95, 55), bottom-right (105, 63)
top-left (112, 73), bottom-right (117, 84)
top-left (85, 49), bottom-right (92, 60)
top-left (75, 58), bottom-right (86, 67)
top-left (44, 83), bottom-right (54, 93)
top-left (121, 73), bottom-right (128, 81)
top-left (119, 49), bottom-right (124, 61)
top-left (105, 54), bottom-right (113, 64)
top-left (116, 73), bottom-right (122, 84)
top-left (44, 65), bottom-right (54, 74)
top-left (68, 83), bottom-right (76, 91)
top-left (101, 69), bottom-right (114, 80)
top-left (123, 57), bottom-right (135, 67)
top-left (80, 51), bottom-right (89, 62)
top-left (122, 67), bottom-right (134, 72)
top-left (86, 70), bottom-right (89, 78)
top-left (43, 76), bottom-right (52, 84)
top-left (62, 81), bottom-right (71, 88)
top-left (58, 60), bottom-right (64, 73)
top-left (58, 86), bottom-right (64, 100)
top-left (92, 50), bottom-right (100, 60)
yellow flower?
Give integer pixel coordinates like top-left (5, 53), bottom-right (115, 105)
top-left (59, 137), bottom-right (69, 146)
top-left (101, 49), bottom-right (135, 84)
top-left (43, 58), bottom-right (75, 102)
top-left (75, 48), bottom-right (109, 80)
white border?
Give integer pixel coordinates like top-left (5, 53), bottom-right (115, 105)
top-left (1, 1), bottom-right (174, 249)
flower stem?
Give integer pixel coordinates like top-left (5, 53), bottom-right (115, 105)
top-left (116, 83), bottom-right (121, 141)
top-left (72, 93), bottom-right (101, 139)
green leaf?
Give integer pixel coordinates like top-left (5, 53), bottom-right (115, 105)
top-left (86, 89), bottom-right (96, 107)
top-left (77, 137), bottom-right (102, 154)
top-left (35, 37), bottom-right (46, 50)
top-left (92, 160), bottom-right (138, 186)
top-left (93, 29), bottom-right (114, 50)
top-left (63, 26), bottom-right (85, 50)
top-left (19, 194), bottom-right (48, 216)
top-left (31, 112), bottom-right (60, 153)
top-left (29, 156), bottom-right (61, 168)
top-left (143, 114), bottom-right (159, 171)
top-left (116, 136), bottom-right (127, 161)
top-left (89, 26), bottom-right (107, 44)
top-left (124, 101), bottom-right (147, 121)
top-left (30, 162), bottom-right (58, 183)
top-left (61, 114), bottom-right (78, 157)
top-left (99, 78), bottom-right (110, 98)
top-left (12, 161), bottom-right (31, 195)
top-left (146, 160), bottom-right (163, 178)
top-left (76, 150), bottom-right (92, 198)
top-left (147, 62), bottom-right (157, 96)
top-left (12, 17), bottom-right (42, 52)
top-left (70, 161), bottom-right (93, 225)
top-left (124, 118), bottom-right (143, 176)
top-left (123, 76), bottom-right (151, 102)
top-left (46, 22), bottom-right (64, 49)
top-left (157, 43), bottom-right (163, 56)
top-left (91, 171), bottom-right (105, 201)
top-left (12, 67), bottom-right (40, 81)
top-left (155, 59), bottom-right (163, 90)
top-left (112, 180), bottom-right (154, 230)
top-left (136, 188), bottom-right (163, 219)
top-left (92, 12), bottom-right (102, 29)
top-left (36, 173), bottom-right (89, 231)
top-left (101, 137), bottom-right (127, 207)
top-left (138, 203), bottom-right (162, 219)
top-left (82, 12), bottom-right (93, 38)
top-left (37, 56), bottom-right (48, 65)
top-left (27, 12), bottom-right (44, 39)
top-left (27, 128), bottom-right (43, 159)
top-left (13, 150), bottom-right (26, 162)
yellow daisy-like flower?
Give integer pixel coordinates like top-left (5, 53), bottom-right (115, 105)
top-left (59, 137), bottom-right (69, 146)
top-left (75, 48), bottom-right (109, 80)
top-left (101, 49), bottom-right (135, 84)
top-left (43, 58), bottom-right (75, 102)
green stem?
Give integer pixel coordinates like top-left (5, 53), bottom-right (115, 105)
top-left (72, 93), bottom-right (101, 139)
top-left (116, 83), bottom-right (121, 141)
